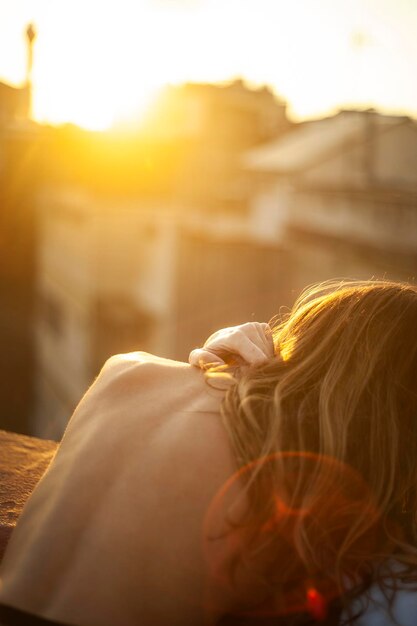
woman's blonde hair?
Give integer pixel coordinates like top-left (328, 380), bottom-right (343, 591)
top-left (215, 280), bottom-right (417, 622)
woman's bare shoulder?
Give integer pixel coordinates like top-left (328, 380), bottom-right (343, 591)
top-left (66, 351), bottom-right (223, 432)
top-left (58, 351), bottom-right (235, 510)
top-left (94, 351), bottom-right (217, 400)
top-left (97, 350), bottom-right (192, 389)
top-left (98, 351), bottom-right (234, 474)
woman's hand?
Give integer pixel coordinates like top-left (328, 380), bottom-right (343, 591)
top-left (189, 322), bottom-right (274, 368)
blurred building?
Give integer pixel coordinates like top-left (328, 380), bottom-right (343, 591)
top-left (0, 25), bottom-right (40, 434)
top-left (246, 109), bottom-right (417, 295)
top-left (0, 123), bottom-right (37, 434)
top-left (0, 24), bottom-right (35, 127)
top-left (143, 79), bottom-right (293, 212)
top-left (34, 191), bottom-right (157, 436)
top-left (0, 82), bottom-right (30, 126)
top-left (34, 188), bottom-right (288, 439)
top-left (143, 79), bottom-right (290, 144)
top-left (33, 80), bottom-right (293, 438)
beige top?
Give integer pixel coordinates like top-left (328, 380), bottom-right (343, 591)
top-left (0, 352), bottom-right (239, 626)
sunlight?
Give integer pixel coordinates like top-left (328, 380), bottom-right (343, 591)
top-left (1, 0), bottom-right (416, 129)
top-left (31, 1), bottom-right (168, 130)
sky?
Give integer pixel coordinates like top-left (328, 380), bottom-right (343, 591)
top-left (0, 0), bottom-right (416, 130)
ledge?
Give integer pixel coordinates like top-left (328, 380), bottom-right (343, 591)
top-left (0, 429), bottom-right (58, 563)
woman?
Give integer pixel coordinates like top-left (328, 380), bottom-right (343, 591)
top-left (1, 279), bottom-right (417, 625)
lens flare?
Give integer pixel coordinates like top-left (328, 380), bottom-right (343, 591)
top-left (203, 451), bottom-right (381, 620)
top-left (306, 586), bottom-right (327, 621)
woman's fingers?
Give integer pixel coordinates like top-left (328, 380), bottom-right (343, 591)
top-left (205, 328), bottom-right (269, 365)
top-left (188, 348), bottom-right (225, 368)
top-left (189, 322), bottom-right (274, 368)
top-left (253, 322), bottom-right (275, 358)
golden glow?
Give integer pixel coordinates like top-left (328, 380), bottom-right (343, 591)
top-left (0, 0), bottom-right (416, 130)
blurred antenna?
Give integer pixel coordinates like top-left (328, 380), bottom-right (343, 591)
top-left (26, 23), bottom-right (36, 83)
top-left (25, 23), bottom-right (36, 119)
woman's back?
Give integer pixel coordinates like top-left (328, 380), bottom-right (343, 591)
top-left (0, 352), bottom-right (239, 626)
